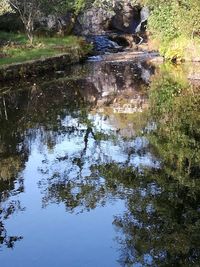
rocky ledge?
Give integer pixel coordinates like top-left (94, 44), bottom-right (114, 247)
top-left (0, 51), bottom-right (86, 82)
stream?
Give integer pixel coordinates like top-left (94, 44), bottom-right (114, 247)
top-left (0, 47), bottom-right (200, 267)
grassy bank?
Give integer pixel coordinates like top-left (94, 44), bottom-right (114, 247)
top-left (0, 31), bottom-right (92, 66)
top-left (149, 36), bottom-right (200, 62)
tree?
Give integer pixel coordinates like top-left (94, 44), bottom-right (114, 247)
top-left (7, 0), bottom-right (42, 43)
top-left (5, 0), bottom-right (93, 43)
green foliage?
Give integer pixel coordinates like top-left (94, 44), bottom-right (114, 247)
top-left (149, 64), bottom-right (200, 184)
top-left (149, 64), bottom-right (188, 117)
top-left (73, 0), bottom-right (89, 14)
top-left (145, 0), bottom-right (200, 60)
top-left (113, 64), bottom-right (200, 267)
top-left (148, 2), bottom-right (179, 41)
top-left (37, 0), bottom-right (94, 15)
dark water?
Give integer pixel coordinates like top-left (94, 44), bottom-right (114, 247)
top-left (0, 57), bottom-right (200, 267)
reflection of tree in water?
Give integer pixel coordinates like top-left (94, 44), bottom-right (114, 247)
top-left (0, 198), bottom-right (24, 248)
top-left (37, 102), bottom-right (151, 212)
top-left (0, 74), bottom-right (104, 249)
top-left (112, 66), bottom-right (200, 266)
top-left (113, 169), bottom-right (200, 266)
top-left (0, 155), bottom-right (25, 248)
top-left (0, 60), bottom-right (151, 251)
top-left (36, 65), bottom-right (200, 266)
top-left (0, 97), bottom-right (27, 248)
top-left (1, 60), bottom-right (199, 266)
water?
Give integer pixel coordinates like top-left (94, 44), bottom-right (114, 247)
top-left (0, 57), bottom-right (200, 267)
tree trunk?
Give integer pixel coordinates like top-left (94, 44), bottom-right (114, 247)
top-left (25, 18), bottom-right (34, 44)
top-left (27, 30), bottom-right (34, 44)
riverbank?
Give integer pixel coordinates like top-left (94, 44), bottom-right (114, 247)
top-left (0, 31), bottom-right (92, 81)
top-left (0, 52), bottom-right (89, 82)
top-left (149, 36), bottom-right (200, 62)
top-left (0, 32), bottom-right (92, 65)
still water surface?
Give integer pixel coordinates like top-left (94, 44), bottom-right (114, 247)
top-left (0, 57), bottom-right (200, 267)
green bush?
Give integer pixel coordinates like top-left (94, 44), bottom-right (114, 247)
top-left (144, 0), bottom-right (200, 60)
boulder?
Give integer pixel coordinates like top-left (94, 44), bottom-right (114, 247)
top-left (109, 3), bottom-right (141, 33)
top-left (35, 12), bottom-right (75, 36)
top-left (73, 7), bottom-right (112, 35)
top-left (73, 3), bottom-right (148, 36)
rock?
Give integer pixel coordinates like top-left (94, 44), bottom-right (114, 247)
top-left (149, 56), bottom-right (164, 63)
top-left (188, 74), bottom-right (200, 80)
top-left (135, 6), bottom-right (149, 33)
top-left (109, 3), bottom-right (141, 33)
top-left (0, 11), bottom-right (75, 36)
top-left (35, 12), bottom-right (75, 35)
top-left (0, 51), bottom-right (88, 82)
top-left (73, 7), bottom-right (112, 35)
top-left (109, 34), bottom-right (135, 48)
top-left (73, 4), bottom-right (148, 36)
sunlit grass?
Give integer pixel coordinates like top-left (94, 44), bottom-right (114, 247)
top-left (0, 31), bottom-right (91, 66)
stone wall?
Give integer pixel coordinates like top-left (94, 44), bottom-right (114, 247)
top-left (0, 51), bottom-right (84, 82)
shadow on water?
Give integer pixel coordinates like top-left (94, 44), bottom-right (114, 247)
top-left (0, 59), bottom-right (200, 267)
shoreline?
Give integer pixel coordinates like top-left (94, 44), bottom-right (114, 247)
top-left (1, 46), bottom-right (200, 83)
top-left (0, 50), bottom-right (89, 82)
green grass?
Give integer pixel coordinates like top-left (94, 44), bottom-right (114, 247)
top-left (150, 34), bottom-right (200, 62)
top-left (0, 31), bottom-right (92, 66)
top-left (0, 31), bottom-right (27, 44)
top-left (159, 36), bottom-right (200, 62)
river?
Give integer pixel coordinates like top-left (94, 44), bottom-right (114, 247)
top-left (0, 52), bottom-right (200, 267)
